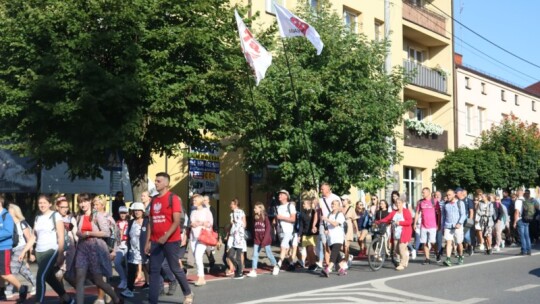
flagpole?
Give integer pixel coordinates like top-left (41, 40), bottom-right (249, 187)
top-left (281, 38), bottom-right (318, 191)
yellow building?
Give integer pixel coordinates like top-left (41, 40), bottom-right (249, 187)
top-left (148, 0), bottom-right (455, 227)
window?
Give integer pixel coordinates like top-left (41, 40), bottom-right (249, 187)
top-left (415, 108), bottom-right (426, 121)
top-left (515, 94), bottom-right (519, 106)
top-left (533, 100), bottom-right (537, 112)
top-left (501, 90), bottom-right (506, 101)
top-left (481, 82), bottom-right (486, 95)
top-left (465, 77), bottom-right (470, 89)
top-left (408, 47), bottom-right (424, 63)
top-left (478, 107), bottom-right (485, 133)
top-left (403, 167), bottom-right (423, 209)
top-left (266, 0), bottom-right (284, 15)
top-left (343, 8), bottom-right (359, 33)
top-left (466, 104), bottom-right (473, 134)
top-left (374, 20), bottom-right (383, 41)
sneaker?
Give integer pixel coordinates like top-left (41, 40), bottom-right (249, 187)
top-left (184, 293), bottom-right (194, 304)
top-left (246, 270), bottom-right (257, 278)
top-left (422, 259), bottom-right (431, 265)
top-left (527, 251), bottom-right (532, 256)
top-left (308, 264), bottom-right (317, 271)
top-left (4, 291), bottom-right (13, 299)
top-left (467, 246), bottom-right (474, 256)
top-left (17, 285), bottom-right (29, 303)
top-left (167, 280), bottom-right (177, 295)
top-left (31, 286), bottom-right (36, 295)
top-left (321, 267), bottom-right (330, 278)
top-left (93, 300), bottom-right (105, 304)
top-left (118, 280), bottom-right (127, 290)
top-left (494, 246), bottom-right (500, 252)
top-left (458, 255), bottom-right (464, 265)
top-left (479, 244), bottom-right (485, 251)
top-left (121, 289), bottom-right (135, 298)
top-left (338, 268), bottom-right (347, 276)
top-left (500, 242), bottom-right (505, 249)
top-left (487, 249), bottom-right (492, 255)
top-left (233, 274), bottom-right (244, 279)
top-left (436, 254), bottom-right (441, 263)
top-left (272, 265), bottom-right (280, 276)
top-left (411, 249), bottom-right (417, 260)
top-left (444, 258), bottom-right (452, 267)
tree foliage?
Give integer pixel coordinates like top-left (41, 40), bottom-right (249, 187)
top-left (433, 114), bottom-right (540, 192)
top-left (223, 1), bottom-right (413, 194)
top-left (0, 0), bottom-right (246, 194)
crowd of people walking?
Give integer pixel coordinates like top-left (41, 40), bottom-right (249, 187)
top-left (0, 176), bottom-right (538, 304)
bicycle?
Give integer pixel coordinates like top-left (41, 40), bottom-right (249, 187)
top-left (368, 222), bottom-right (397, 271)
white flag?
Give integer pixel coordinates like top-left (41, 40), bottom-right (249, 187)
top-left (235, 10), bottom-right (272, 85)
top-left (274, 3), bottom-right (324, 55)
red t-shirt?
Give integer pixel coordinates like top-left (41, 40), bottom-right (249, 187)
top-left (150, 192), bottom-right (182, 243)
top-left (81, 215), bottom-right (93, 232)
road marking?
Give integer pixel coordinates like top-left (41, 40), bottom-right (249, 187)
top-left (505, 284), bottom-right (540, 292)
top-left (239, 252), bottom-right (539, 304)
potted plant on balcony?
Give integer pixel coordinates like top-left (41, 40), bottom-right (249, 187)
top-left (432, 64), bottom-right (449, 80)
top-left (405, 118), bottom-right (444, 138)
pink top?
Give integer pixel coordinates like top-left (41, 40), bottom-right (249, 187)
top-left (416, 199), bottom-right (439, 229)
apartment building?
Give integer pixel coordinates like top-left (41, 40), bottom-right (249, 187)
top-left (455, 53), bottom-right (540, 148)
top-left (149, 0), bottom-right (455, 225)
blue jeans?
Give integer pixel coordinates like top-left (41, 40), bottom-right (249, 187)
top-left (149, 241), bottom-right (191, 304)
top-left (252, 244), bottom-right (277, 270)
top-left (517, 220), bottom-right (531, 253)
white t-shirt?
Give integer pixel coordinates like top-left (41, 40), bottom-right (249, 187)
top-left (277, 203), bottom-right (297, 234)
top-left (514, 198), bottom-right (524, 221)
top-left (319, 193), bottom-right (341, 218)
top-left (128, 221), bottom-right (142, 264)
top-left (35, 211), bottom-right (62, 252)
top-left (327, 212), bottom-right (345, 245)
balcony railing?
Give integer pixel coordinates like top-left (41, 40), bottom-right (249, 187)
top-left (404, 125), bottom-right (448, 152)
top-left (403, 60), bottom-right (448, 94)
top-left (402, 0), bottom-right (447, 36)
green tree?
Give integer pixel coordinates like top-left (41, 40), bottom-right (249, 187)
top-left (432, 148), bottom-right (505, 192)
top-left (0, 0), bottom-right (246, 197)
top-left (222, 1), bottom-right (413, 194)
top-left (477, 114), bottom-right (540, 190)
top-left (433, 115), bottom-right (540, 192)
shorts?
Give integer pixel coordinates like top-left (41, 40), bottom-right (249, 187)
top-left (280, 232), bottom-right (293, 249)
top-left (420, 228), bottom-right (437, 244)
top-left (301, 235), bottom-right (317, 247)
top-left (0, 249), bottom-right (12, 275)
top-left (444, 227), bottom-right (464, 244)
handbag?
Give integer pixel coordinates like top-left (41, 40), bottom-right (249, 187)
top-left (198, 228), bottom-right (218, 246)
top-left (463, 218), bottom-right (474, 228)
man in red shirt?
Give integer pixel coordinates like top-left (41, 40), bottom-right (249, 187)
top-left (144, 172), bottom-right (193, 304)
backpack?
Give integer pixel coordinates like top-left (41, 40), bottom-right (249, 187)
top-left (2, 211), bottom-right (19, 248)
top-left (521, 199), bottom-right (536, 223)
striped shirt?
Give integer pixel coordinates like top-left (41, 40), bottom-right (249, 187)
top-left (442, 199), bottom-right (467, 229)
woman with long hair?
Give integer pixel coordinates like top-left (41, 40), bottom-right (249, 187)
top-left (355, 201), bottom-right (371, 258)
top-left (74, 193), bottom-right (122, 304)
top-left (341, 195), bottom-right (357, 267)
top-left (6, 204), bottom-right (36, 298)
top-left (189, 194), bottom-right (214, 286)
top-left (53, 196), bottom-right (77, 288)
top-left (227, 198), bottom-right (246, 279)
top-left (121, 202), bottom-right (147, 298)
top-left (20, 194), bottom-right (73, 303)
top-left (375, 198), bottom-right (413, 271)
top-left (247, 201), bottom-right (278, 278)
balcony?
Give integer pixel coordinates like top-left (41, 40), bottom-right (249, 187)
top-left (403, 60), bottom-right (448, 94)
top-left (402, 0), bottom-right (447, 37)
top-left (404, 125), bottom-right (448, 152)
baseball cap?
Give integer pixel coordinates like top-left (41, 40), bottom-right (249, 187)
top-left (341, 194), bottom-right (350, 201)
top-left (278, 189), bottom-right (290, 199)
top-left (119, 206), bottom-right (129, 213)
top-left (129, 202), bottom-right (145, 211)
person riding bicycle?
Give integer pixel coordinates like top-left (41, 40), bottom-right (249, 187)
top-left (375, 198), bottom-right (412, 271)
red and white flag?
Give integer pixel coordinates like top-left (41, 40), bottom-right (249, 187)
top-left (235, 10), bottom-right (272, 86)
top-left (274, 3), bottom-right (324, 55)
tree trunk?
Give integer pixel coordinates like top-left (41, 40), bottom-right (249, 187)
top-left (125, 143), bottom-right (152, 202)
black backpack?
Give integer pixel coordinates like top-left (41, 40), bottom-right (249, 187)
top-left (1, 211), bottom-right (19, 248)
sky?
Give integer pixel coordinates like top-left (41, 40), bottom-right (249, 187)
top-left (452, 0), bottom-right (540, 88)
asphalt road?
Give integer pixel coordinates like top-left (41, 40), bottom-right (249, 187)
top-left (16, 243), bottom-right (540, 303)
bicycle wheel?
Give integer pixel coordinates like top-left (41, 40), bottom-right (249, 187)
top-left (368, 237), bottom-right (387, 271)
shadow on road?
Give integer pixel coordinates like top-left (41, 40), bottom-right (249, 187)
top-left (529, 267), bottom-right (540, 277)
